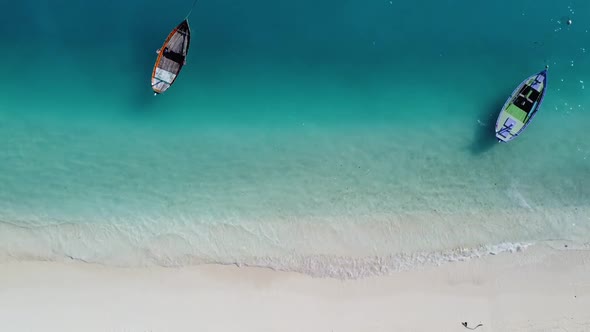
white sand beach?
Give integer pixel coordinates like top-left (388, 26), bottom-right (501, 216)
top-left (0, 245), bottom-right (588, 332)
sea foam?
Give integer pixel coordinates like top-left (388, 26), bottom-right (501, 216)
top-left (1, 209), bottom-right (583, 278)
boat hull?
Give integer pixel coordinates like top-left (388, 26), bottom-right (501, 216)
top-left (151, 20), bottom-right (191, 95)
top-left (495, 69), bottom-right (547, 143)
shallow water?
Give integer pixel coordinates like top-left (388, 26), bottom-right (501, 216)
top-left (0, 0), bottom-right (589, 277)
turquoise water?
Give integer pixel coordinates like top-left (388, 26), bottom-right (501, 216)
top-left (1, 0), bottom-right (589, 277)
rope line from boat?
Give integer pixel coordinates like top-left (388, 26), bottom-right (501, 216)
top-left (185, 0), bottom-right (199, 19)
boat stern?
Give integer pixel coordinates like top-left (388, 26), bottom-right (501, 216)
top-left (495, 132), bottom-right (512, 143)
top-left (495, 111), bottom-right (522, 143)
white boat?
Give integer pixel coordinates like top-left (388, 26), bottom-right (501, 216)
top-left (495, 67), bottom-right (548, 142)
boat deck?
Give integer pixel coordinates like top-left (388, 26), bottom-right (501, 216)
top-left (152, 20), bottom-right (190, 93)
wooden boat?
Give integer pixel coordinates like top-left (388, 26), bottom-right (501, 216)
top-left (151, 19), bottom-right (191, 95)
top-left (495, 67), bottom-right (548, 142)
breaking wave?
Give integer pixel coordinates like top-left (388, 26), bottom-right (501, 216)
top-left (0, 215), bottom-right (537, 279)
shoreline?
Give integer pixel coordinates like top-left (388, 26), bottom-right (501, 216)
top-left (1, 244), bottom-right (589, 332)
top-left (2, 204), bottom-right (589, 279)
top-left (0, 237), bottom-right (534, 279)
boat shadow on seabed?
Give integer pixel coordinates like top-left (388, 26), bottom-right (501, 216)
top-left (468, 95), bottom-right (507, 155)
